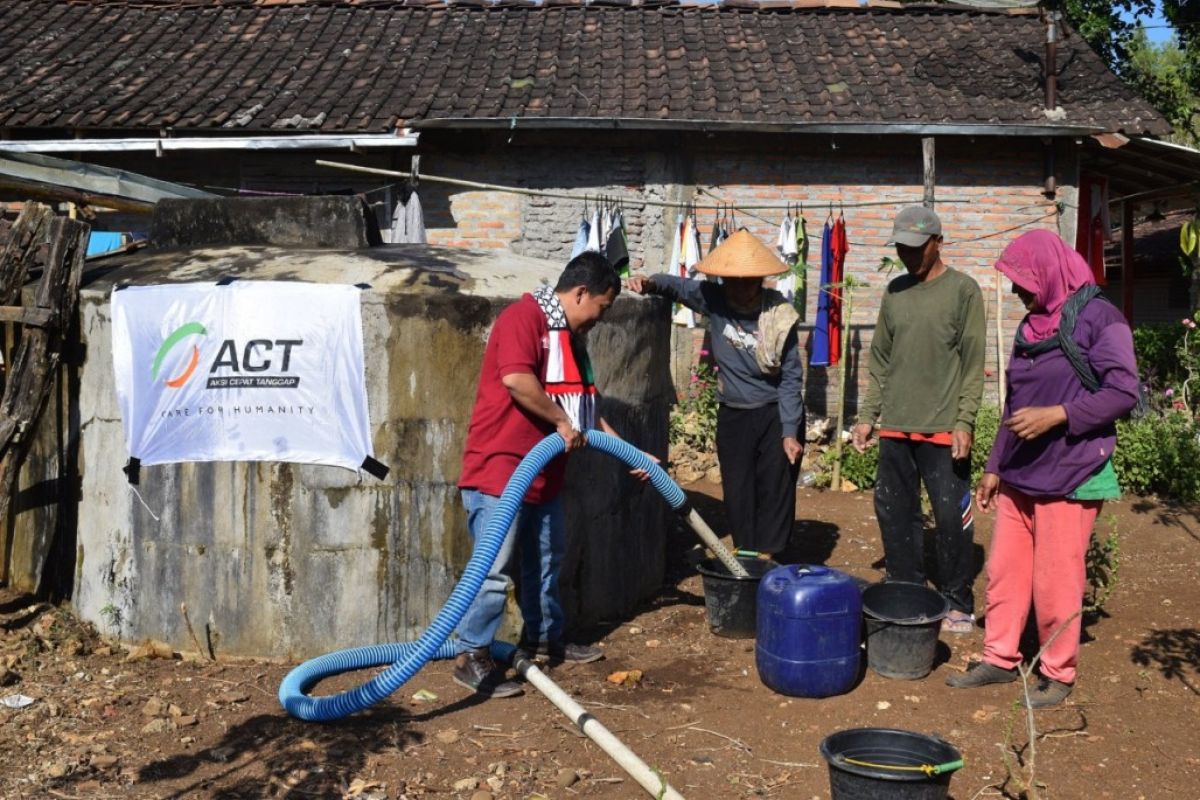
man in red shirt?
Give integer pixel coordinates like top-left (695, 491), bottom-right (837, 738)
top-left (455, 252), bottom-right (636, 698)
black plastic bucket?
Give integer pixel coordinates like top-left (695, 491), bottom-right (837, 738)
top-left (861, 582), bottom-right (949, 680)
top-left (820, 727), bottom-right (962, 800)
top-left (696, 556), bottom-right (775, 639)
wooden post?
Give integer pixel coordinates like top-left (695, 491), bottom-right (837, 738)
top-left (995, 277), bottom-right (1006, 410)
top-left (1121, 201), bottom-right (1134, 322)
top-left (0, 208), bottom-right (89, 583)
top-left (922, 137), bottom-right (936, 209)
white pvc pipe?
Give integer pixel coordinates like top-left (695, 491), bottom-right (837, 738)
top-left (684, 508), bottom-right (751, 578)
top-left (513, 654), bottom-right (686, 800)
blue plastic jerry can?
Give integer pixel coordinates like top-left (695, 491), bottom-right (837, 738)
top-left (755, 564), bottom-right (862, 698)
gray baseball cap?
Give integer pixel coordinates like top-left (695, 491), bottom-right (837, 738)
top-left (890, 206), bottom-right (942, 247)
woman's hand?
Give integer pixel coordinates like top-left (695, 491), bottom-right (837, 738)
top-left (1004, 405), bottom-right (1068, 440)
top-left (975, 472), bottom-right (1001, 513)
top-left (624, 275), bottom-right (653, 295)
top-left (783, 436), bottom-right (803, 465)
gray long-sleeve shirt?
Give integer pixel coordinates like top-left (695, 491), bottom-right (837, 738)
top-left (648, 274), bottom-right (805, 438)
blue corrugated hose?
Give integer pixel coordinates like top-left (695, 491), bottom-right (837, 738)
top-left (279, 431), bottom-right (683, 721)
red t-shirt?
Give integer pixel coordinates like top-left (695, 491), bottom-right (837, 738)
top-left (459, 294), bottom-right (567, 504)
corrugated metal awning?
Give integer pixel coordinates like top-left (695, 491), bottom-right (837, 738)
top-left (0, 151), bottom-right (215, 212)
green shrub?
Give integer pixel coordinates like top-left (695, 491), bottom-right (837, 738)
top-left (1114, 412), bottom-right (1200, 502)
top-left (828, 442), bottom-right (879, 488)
top-left (1132, 323), bottom-right (1187, 392)
top-left (970, 404), bottom-right (1001, 486)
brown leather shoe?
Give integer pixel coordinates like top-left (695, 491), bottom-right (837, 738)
top-left (452, 648), bottom-right (523, 698)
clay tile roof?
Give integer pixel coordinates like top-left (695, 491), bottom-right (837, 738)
top-left (0, 0), bottom-right (1170, 136)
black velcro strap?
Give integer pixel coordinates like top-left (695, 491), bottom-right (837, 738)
top-left (123, 457), bottom-right (141, 486)
top-left (355, 282), bottom-right (372, 290)
top-left (215, 276), bottom-right (238, 286)
top-left (360, 456), bottom-right (389, 480)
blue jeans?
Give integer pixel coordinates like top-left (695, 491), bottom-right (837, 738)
top-left (455, 489), bottom-right (565, 653)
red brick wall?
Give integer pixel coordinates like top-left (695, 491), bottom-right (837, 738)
top-left (5, 137), bottom-right (1063, 417)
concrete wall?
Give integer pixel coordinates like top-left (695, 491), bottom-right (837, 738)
top-left (70, 244), bottom-right (672, 659)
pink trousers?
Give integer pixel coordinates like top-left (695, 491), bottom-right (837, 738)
top-left (982, 486), bottom-right (1101, 684)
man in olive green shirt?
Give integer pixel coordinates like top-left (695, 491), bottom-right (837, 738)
top-left (852, 206), bottom-right (985, 634)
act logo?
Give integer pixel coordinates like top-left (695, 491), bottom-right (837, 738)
top-left (152, 322), bottom-right (208, 389)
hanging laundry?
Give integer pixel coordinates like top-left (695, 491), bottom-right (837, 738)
top-left (606, 209), bottom-right (630, 276)
top-left (670, 213), bottom-right (702, 328)
top-left (775, 213), bottom-right (799, 305)
top-left (827, 213), bottom-right (849, 367)
top-left (570, 214), bottom-right (591, 259)
top-left (810, 217), bottom-right (835, 367)
top-left (1074, 174), bottom-right (1110, 285)
top-left (709, 208), bottom-right (728, 254)
top-left (390, 188), bottom-right (427, 244)
top-left (794, 211), bottom-right (809, 321)
top-left (686, 212), bottom-right (703, 274)
top-left (586, 210), bottom-right (602, 253)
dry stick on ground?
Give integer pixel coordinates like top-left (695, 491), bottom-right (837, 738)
top-left (180, 602), bottom-right (214, 661)
top-left (687, 725), bottom-right (751, 753)
top-left (999, 524), bottom-right (1120, 800)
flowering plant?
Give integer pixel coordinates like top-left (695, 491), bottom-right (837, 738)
top-left (1179, 315), bottom-right (1200, 416)
top-left (669, 357), bottom-right (719, 451)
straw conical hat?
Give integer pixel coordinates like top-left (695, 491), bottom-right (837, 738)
top-left (694, 229), bottom-right (788, 278)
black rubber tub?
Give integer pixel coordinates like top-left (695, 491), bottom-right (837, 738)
top-left (861, 581), bottom-right (949, 680)
top-left (820, 727), bottom-right (963, 800)
top-left (696, 556), bottom-right (776, 639)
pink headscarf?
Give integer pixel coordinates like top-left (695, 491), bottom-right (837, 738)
top-left (994, 229), bottom-right (1095, 343)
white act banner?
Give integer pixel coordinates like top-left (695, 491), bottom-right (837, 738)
top-left (111, 281), bottom-right (375, 471)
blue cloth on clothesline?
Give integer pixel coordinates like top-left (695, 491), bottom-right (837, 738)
top-left (810, 220), bottom-right (834, 367)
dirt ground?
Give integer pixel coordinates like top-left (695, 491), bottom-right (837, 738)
top-left (2, 483), bottom-right (1198, 800)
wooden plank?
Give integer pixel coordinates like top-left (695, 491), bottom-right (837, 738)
top-left (0, 204), bottom-right (52, 305)
top-left (0, 177), bottom-right (155, 215)
top-left (0, 211), bottom-right (89, 584)
top-left (0, 306), bottom-right (56, 326)
top-left (922, 137), bottom-right (936, 208)
top-left (1121, 201), bottom-right (1134, 322)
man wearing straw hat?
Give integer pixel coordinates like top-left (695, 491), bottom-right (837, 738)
top-left (851, 206), bottom-right (985, 635)
top-left (627, 230), bottom-right (805, 557)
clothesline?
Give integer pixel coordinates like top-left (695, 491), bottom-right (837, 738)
top-left (314, 159), bottom-right (976, 212)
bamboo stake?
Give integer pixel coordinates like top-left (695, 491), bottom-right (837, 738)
top-left (314, 159), bottom-right (975, 212)
top-left (830, 283), bottom-right (856, 492)
top-left (995, 277), bottom-right (1006, 409)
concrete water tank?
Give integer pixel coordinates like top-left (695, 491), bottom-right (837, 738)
top-left (66, 197), bottom-right (674, 659)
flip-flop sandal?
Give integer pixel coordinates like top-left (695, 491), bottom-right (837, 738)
top-left (941, 611), bottom-right (975, 634)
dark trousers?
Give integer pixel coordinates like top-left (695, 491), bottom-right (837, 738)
top-left (716, 403), bottom-right (800, 555)
top-left (875, 437), bottom-right (975, 614)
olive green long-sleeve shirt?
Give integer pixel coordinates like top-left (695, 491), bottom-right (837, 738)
top-left (857, 267), bottom-right (986, 434)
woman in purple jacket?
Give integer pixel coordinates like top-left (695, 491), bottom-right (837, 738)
top-left (947, 230), bottom-right (1138, 708)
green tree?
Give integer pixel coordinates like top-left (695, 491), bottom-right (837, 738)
top-left (1053, 1), bottom-right (1200, 142)
top-left (1126, 28), bottom-right (1199, 146)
